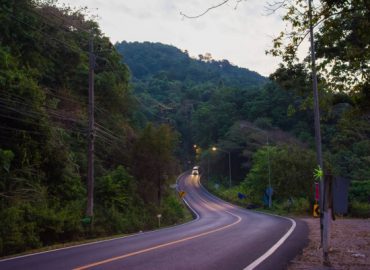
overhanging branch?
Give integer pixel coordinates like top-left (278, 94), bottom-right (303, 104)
top-left (180, 0), bottom-right (231, 19)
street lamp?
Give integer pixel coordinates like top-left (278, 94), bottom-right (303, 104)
top-left (212, 146), bottom-right (232, 188)
top-left (239, 123), bottom-right (272, 208)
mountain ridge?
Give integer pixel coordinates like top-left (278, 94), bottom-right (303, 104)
top-left (116, 41), bottom-right (267, 88)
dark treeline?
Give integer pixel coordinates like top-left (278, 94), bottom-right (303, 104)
top-left (1, 0), bottom-right (369, 257)
top-left (0, 1), bottom-right (184, 256)
top-left (116, 29), bottom-right (369, 215)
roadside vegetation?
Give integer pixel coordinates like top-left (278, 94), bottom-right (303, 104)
top-left (0, 0), bottom-right (369, 258)
top-left (0, 0), bottom-right (186, 257)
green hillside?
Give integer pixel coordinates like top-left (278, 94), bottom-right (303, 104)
top-left (0, 0), bottom-right (369, 258)
top-left (0, 0), bottom-right (185, 256)
top-left (117, 41), bottom-right (370, 213)
top-left (116, 41), bottom-right (266, 87)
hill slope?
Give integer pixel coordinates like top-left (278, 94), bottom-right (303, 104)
top-left (116, 41), bottom-right (266, 88)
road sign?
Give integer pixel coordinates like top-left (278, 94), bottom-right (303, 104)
top-left (238, 192), bottom-right (247, 200)
top-left (81, 216), bottom-right (92, 225)
top-left (313, 202), bottom-right (320, 217)
top-left (179, 191), bottom-right (186, 199)
top-left (315, 182), bottom-right (320, 201)
top-left (265, 187), bottom-right (273, 197)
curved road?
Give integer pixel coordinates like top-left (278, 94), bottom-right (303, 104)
top-left (0, 173), bottom-right (307, 270)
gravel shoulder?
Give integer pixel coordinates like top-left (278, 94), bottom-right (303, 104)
top-left (288, 218), bottom-right (370, 270)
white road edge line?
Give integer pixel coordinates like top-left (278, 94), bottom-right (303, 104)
top-left (243, 217), bottom-right (297, 270)
top-left (176, 172), bottom-right (200, 221)
top-left (198, 176), bottom-right (298, 270)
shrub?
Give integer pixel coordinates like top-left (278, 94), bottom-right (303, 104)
top-left (349, 201), bottom-right (370, 218)
top-left (349, 181), bottom-right (370, 203)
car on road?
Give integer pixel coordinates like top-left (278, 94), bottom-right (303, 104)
top-left (192, 166), bottom-right (199, 176)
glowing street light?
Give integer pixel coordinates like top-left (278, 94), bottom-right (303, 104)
top-left (239, 123), bottom-right (272, 208)
top-left (212, 146), bottom-right (232, 188)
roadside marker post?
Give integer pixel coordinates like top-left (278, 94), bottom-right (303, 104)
top-left (157, 214), bottom-right (162, 228)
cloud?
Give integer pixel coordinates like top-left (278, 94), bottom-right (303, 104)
top-left (60, 0), bottom-right (290, 76)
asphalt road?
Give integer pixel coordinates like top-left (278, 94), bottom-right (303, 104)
top-left (0, 173), bottom-right (307, 270)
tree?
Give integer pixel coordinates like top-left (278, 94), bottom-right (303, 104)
top-left (243, 144), bottom-right (317, 203)
top-left (267, 0), bottom-right (369, 107)
top-left (131, 124), bottom-right (179, 206)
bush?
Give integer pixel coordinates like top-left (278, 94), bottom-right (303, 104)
top-left (161, 195), bottom-right (185, 225)
top-left (288, 197), bottom-right (310, 214)
top-left (349, 181), bottom-right (370, 203)
top-left (243, 144), bottom-right (317, 204)
top-left (349, 201), bottom-right (370, 218)
top-left (0, 205), bottom-right (42, 256)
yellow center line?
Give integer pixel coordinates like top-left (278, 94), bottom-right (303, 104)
top-left (74, 213), bottom-right (241, 270)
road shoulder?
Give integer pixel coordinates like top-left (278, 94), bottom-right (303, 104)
top-left (254, 218), bottom-right (309, 270)
top-left (288, 218), bottom-right (370, 270)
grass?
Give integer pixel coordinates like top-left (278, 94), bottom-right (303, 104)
top-left (203, 179), bottom-right (312, 217)
top-left (0, 234), bottom-right (129, 260)
top-left (0, 195), bottom-right (194, 261)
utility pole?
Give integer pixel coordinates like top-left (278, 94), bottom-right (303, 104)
top-left (86, 36), bottom-right (95, 219)
top-left (308, 0), bottom-right (329, 265)
top-left (212, 147), bottom-right (232, 188)
top-left (207, 152), bottom-right (210, 181)
top-left (267, 135), bottom-right (272, 208)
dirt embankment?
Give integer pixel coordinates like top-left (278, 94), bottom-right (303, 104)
top-left (288, 218), bottom-right (370, 270)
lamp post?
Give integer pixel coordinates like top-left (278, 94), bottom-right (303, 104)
top-left (239, 123), bottom-right (272, 208)
top-left (212, 147), bottom-right (232, 188)
top-left (266, 135), bottom-right (272, 208)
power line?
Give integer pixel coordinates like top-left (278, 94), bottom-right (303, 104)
top-left (95, 134), bottom-right (123, 148)
top-left (0, 100), bottom-right (86, 127)
top-left (0, 96), bottom-right (88, 135)
top-left (95, 126), bottom-right (125, 144)
top-left (0, 124), bottom-right (48, 135)
top-left (31, 3), bottom-right (91, 34)
top-left (133, 95), bottom-right (170, 121)
top-left (0, 6), bottom-right (87, 55)
top-left (43, 88), bottom-right (86, 105)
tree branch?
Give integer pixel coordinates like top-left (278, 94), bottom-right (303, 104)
top-left (180, 0), bottom-right (231, 19)
top-left (264, 0), bottom-right (288, 15)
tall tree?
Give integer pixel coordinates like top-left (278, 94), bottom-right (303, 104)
top-left (131, 124), bottom-right (179, 206)
top-left (267, 0), bottom-right (369, 110)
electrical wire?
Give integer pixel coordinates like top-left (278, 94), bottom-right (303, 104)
top-left (95, 127), bottom-right (125, 144)
top-left (30, 3), bottom-right (91, 34)
top-left (0, 124), bottom-right (48, 135)
top-left (0, 6), bottom-right (87, 55)
top-left (95, 122), bottom-right (121, 137)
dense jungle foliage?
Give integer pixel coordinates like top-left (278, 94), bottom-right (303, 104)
top-left (116, 3), bottom-right (370, 216)
top-left (0, 0), bottom-right (184, 256)
top-left (116, 41), bottom-right (370, 186)
top-left (0, 0), bottom-right (369, 257)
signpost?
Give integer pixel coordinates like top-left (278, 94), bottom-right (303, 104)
top-left (179, 190), bottom-right (186, 199)
top-left (313, 181), bottom-right (320, 217)
top-left (313, 203), bottom-right (320, 217)
top-left (237, 192), bottom-right (247, 200)
top-left (157, 214), bottom-right (162, 228)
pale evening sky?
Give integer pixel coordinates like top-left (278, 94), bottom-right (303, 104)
top-left (60, 0), bottom-right (304, 77)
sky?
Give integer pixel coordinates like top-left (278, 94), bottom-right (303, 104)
top-left (60, 0), bottom-right (295, 76)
